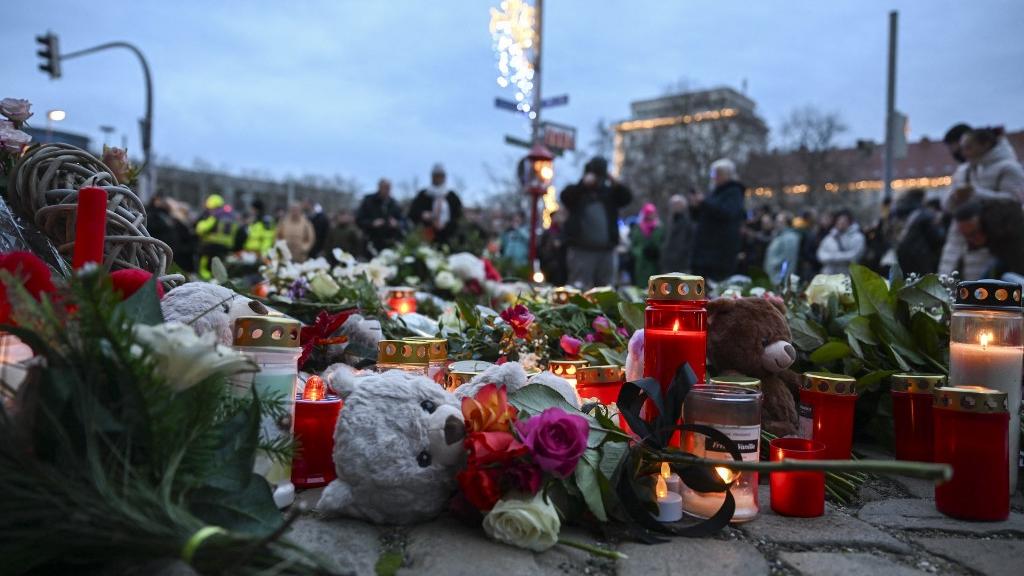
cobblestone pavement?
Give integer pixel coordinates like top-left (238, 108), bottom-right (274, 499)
top-left (287, 451), bottom-right (1024, 576)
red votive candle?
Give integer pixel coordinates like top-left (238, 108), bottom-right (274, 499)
top-left (291, 376), bottom-right (343, 489)
top-left (770, 437), bottom-right (826, 517)
top-left (644, 273), bottom-right (707, 389)
top-left (72, 186), bottom-right (107, 269)
top-left (576, 365), bottom-right (631, 435)
top-left (386, 287), bottom-right (417, 316)
top-left (933, 386), bottom-right (1009, 521)
top-left (798, 372), bottom-right (858, 460)
top-left (891, 373), bottom-right (944, 462)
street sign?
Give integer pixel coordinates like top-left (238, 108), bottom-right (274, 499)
top-left (540, 121), bottom-right (576, 152)
top-left (494, 97), bottom-right (523, 114)
top-left (541, 94), bottom-right (569, 108)
top-left (504, 135), bottom-right (532, 149)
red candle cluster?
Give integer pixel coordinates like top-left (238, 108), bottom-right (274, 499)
top-left (891, 373), bottom-right (943, 462)
top-left (798, 372), bottom-right (858, 460)
top-left (291, 375), bottom-right (343, 489)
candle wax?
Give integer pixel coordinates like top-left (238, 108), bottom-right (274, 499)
top-left (949, 341), bottom-right (1023, 492)
top-left (682, 486), bottom-right (758, 522)
top-left (644, 328), bottom-right (707, 387)
top-left (655, 491), bottom-right (683, 522)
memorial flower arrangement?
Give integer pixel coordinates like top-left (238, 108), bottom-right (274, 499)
top-left (0, 97), bottom-right (33, 187)
top-left (0, 256), bottom-right (336, 575)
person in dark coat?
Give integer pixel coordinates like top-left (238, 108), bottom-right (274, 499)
top-left (559, 156), bottom-right (633, 288)
top-left (147, 194), bottom-right (195, 273)
top-left (356, 178), bottom-right (405, 254)
top-left (408, 163), bottom-right (463, 247)
top-left (660, 193), bottom-right (694, 273)
top-left (538, 209), bottom-right (568, 286)
top-left (954, 197), bottom-right (1024, 277)
top-left (894, 188), bottom-right (945, 275)
top-left (691, 158), bottom-right (747, 281)
top-left (304, 200), bottom-right (330, 258)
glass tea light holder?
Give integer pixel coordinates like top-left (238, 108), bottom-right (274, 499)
top-left (385, 287), bottom-right (417, 316)
top-left (406, 337), bottom-right (449, 387)
top-left (798, 372), bottom-right (858, 460)
top-left (291, 375), bottom-right (343, 489)
top-left (576, 365), bottom-right (629, 432)
top-left (549, 359), bottom-right (590, 388)
top-left (446, 360), bottom-right (493, 392)
top-left (232, 315), bottom-right (302, 498)
top-left (376, 339), bottom-right (430, 375)
top-left (891, 373), bottom-right (945, 462)
top-left (550, 286), bottom-right (581, 306)
top-left (681, 384), bottom-right (762, 522)
top-left (644, 274), bottom-right (708, 390)
top-left (769, 437), bottom-right (827, 517)
top-left (948, 280), bottom-right (1022, 493)
top-left (933, 386), bottom-right (1009, 521)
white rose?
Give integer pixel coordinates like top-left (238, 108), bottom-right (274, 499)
top-left (0, 98), bottom-right (33, 123)
top-left (309, 272), bottom-right (341, 299)
top-left (434, 270), bottom-right (461, 292)
top-left (425, 256), bottom-right (442, 272)
top-left (133, 322), bottom-right (255, 392)
top-left (0, 127), bottom-right (32, 153)
top-left (805, 274), bottom-right (853, 307)
top-left (483, 493), bottom-right (561, 552)
top-left (448, 252), bottom-right (485, 282)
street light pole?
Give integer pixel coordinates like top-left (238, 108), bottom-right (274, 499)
top-left (883, 10), bottom-right (898, 203)
top-left (527, 0), bottom-right (544, 280)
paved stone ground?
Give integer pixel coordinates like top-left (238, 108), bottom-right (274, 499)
top-left (288, 449), bottom-right (1024, 576)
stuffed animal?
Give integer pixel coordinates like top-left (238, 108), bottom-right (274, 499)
top-left (317, 364), bottom-right (466, 524)
top-left (707, 297), bottom-right (800, 436)
top-left (161, 283), bottom-right (271, 346)
top-left (453, 361), bottom-right (580, 409)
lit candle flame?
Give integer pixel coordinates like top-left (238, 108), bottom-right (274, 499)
top-left (672, 319), bottom-right (680, 332)
top-left (655, 474), bottom-right (668, 499)
top-left (303, 375), bottom-right (326, 402)
top-left (978, 331), bottom-right (993, 349)
top-left (397, 301), bottom-right (412, 315)
top-left (661, 462), bottom-right (671, 479)
top-left (715, 466), bottom-right (736, 483)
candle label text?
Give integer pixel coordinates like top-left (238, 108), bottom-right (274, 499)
top-left (691, 423), bottom-right (760, 462)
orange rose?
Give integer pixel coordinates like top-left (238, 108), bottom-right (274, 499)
top-left (462, 383), bottom-right (518, 433)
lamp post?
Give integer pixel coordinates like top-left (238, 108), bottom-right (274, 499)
top-left (45, 109), bottom-right (65, 142)
top-left (520, 143), bottom-right (553, 282)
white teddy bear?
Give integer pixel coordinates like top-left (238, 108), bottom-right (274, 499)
top-left (161, 283), bottom-right (273, 345)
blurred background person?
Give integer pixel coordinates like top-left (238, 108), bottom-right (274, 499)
top-left (325, 209), bottom-right (364, 261)
top-left (236, 199), bottom-right (276, 258)
top-left (147, 194), bottom-right (196, 273)
top-left (816, 208), bottom-right (865, 274)
top-left (499, 212), bottom-right (530, 272)
top-left (953, 197), bottom-right (1024, 278)
top-left (277, 203), bottom-right (315, 262)
top-left (409, 163), bottom-right (463, 247)
top-left (629, 202), bottom-right (663, 287)
top-left (893, 188), bottom-right (945, 275)
top-left (560, 156), bottom-right (632, 288)
top-left (356, 178), bottom-right (405, 254)
top-left (691, 158), bottom-right (746, 281)
top-left (763, 211), bottom-right (801, 282)
top-left (304, 200), bottom-right (330, 259)
top-left (660, 193), bottom-right (694, 273)
top-left (195, 193), bottom-right (238, 279)
top-left (538, 209), bottom-right (568, 286)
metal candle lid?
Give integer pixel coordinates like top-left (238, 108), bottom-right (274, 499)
top-left (404, 337), bottom-right (448, 361)
top-left (647, 273), bottom-right (706, 301)
top-left (549, 359), bottom-right (589, 379)
top-left (233, 316), bottom-right (301, 348)
top-left (386, 287), bottom-right (416, 299)
top-left (801, 372), bottom-right (858, 396)
top-left (954, 280), bottom-right (1022, 310)
top-left (933, 386), bottom-right (1008, 414)
top-left (378, 339), bottom-right (429, 365)
top-left (551, 286), bottom-right (581, 305)
top-left (577, 365), bottom-right (624, 385)
top-left (891, 373), bottom-right (945, 394)
top-left (709, 375), bottom-right (762, 390)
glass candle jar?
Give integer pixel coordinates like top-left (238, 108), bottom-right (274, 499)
top-left (549, 359), bottom-right (589, 388)
top-left (446, 360), bottom-right (493, 392)
top-left (377, 339), bottom-right (430, 375)
top-left (891, 373), bottom-right (944, 462)
top-left (406, 337), bottom-right (449, 387)
top-left (385, 287), bottom-right (417, 315)
top-left (933, 386), bottom-right (1009, 521)
top-left (576, 365), bottom-right (628, 432)
top-left (948, 280), bottom-right (1022, 493)
top-left (709, 375), bottom-right (761, 391)
top-left (770, 437), bottom-right (827, 517)
top-left (644, 274), bottom-right (708, 391)
top-left (681, 385), bottom-right (762, 523)
top-left (291, 375), bottom-right (343, 489)
top-left (233, 315), bottom-right (302, 488)
top-left (798, 372), bottom-right (858, 460)
top-left (550, 286), bottom-right (581, 305)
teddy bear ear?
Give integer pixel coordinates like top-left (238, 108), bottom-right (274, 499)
top-left (323, 363), bottom-right (358, 399)
top-left (766, 298), bottom-right (787, 316)
top-left (706, 298), bottom-right (735, 317)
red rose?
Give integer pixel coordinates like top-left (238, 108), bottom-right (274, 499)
top-left (110, 269), bottom-right (165, 300)
top-left (0, 251), bottom-right (56, 325)
top-left (457, 464), bottom-right (503, 511)
top-left (503, 460), bottom-right (543, 494)
top-left (465, 431), bottom-right (528, 466)
top-left (559, 334), bottom-right (582, 357)
top-left (499, 304), bottom-right (534, 338)
top-left (482, 258), bottom-right (502, 282)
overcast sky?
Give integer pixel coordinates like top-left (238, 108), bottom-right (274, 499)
top-left (4, 0), bottom-right (1023, 203)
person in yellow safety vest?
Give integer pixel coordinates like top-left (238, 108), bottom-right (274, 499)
top-left (195, 194), bottom-right (239, 279)
top-left (239, 199), bottom-right (276, 256)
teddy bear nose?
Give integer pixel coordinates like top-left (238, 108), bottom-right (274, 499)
top-left (783, 342), bottom-right (796, 362)
top-left (444, 415), bottom-right (465, 445)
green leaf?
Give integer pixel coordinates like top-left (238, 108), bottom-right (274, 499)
top-left (598, 440), bottom-right (628, 480)
top-left (899, 275), bottom-right (951, 309)
top-left (114, 276), bottom-right (164, 326)
top-left (599, 346), bottom-right (627, 367)
top-left (574, 459), bottom-right (608, 522)
top-left (509, 384), bottom-right (579, 415)
top-left (857, 370), bottom-right (899, 392)
top-left (849, 264), bottom-right (895, 320)
top-left (456, 298), bottom-right (480, 329)
top-left (788, 315), bottom-right (827, 351)
top-left (889, 262), bottom-right (905, 293)
top-left (202, 395), bottom-right (262, 491)
top-left (845, 316), bottom-right (879, 345)
top-left (809, 340), bottom-right (852, 365)
top-left (211, 256), bottom-right (229, 284)
top-left (617, 301), bottom-right (645, 332)
top-left (188, 473), bottom-right (282, 535)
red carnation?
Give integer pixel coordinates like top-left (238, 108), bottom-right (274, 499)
top-left (0, 251), bottom-right (56, 325)
top-left (110, 269), bottom-right (165, 300)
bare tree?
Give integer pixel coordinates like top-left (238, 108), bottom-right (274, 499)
top-left (778, 105), bottom-right (849, 207)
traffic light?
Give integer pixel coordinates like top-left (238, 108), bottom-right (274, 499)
top-left (36, 32), bottom-right (61, 79)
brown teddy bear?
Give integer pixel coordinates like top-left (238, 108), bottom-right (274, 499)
top-left (707, 297), bottom-right (799, 436)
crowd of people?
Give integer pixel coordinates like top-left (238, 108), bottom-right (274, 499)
top-left (146, 124), bottom-right (1024, 289)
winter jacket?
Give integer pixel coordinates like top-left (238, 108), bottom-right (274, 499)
top-left (408, 189), bottom-right (463, 246)
top-left (500, 226), bottom-right (530, 267)
top-left (896, 207), bottom-right (945, 275)
top-left (560, 179), bottom-right (632, 251)
top-left (939, 138), bottom-right (1024, 277)
top-left (277, 215), bottom-right (315, 262)
top-left (692, 180), bottom-right (746, 280)
top-left (630, 225), bottom-right (664, 287)
top-left (816, 224), bottom-right (866, 275)
top-left (764, 227), bottom-right (802, 281)
top-left (660, 211), bottom-right (694, 273)
top-left (356, 193), bottom-right (405, 252)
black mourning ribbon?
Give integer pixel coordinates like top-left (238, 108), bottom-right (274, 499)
top-left (615, 363), bottom-right (742, 539)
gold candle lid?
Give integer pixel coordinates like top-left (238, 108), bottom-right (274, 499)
top-left (647, 273), bottom-right (706, 301)
top-left (378, 339), bottom-right (429, 365)
top-left (404, 337), bottom-right (448, 361)
top-left (233, 316), bottom-right (301, 348)
top-left (577, 365), bottom-right (624, 385)
top-left (551, 286), bottom-right (581, 305)
top-left (891, 373), bottom-right (945, 394)
top-left (709, 375), bottom-right (762, 390)
top-left (801, 372), bottom-right (858, 396)
top-left (549, 359), bottom-right (589, 379)
top-left (386, 287), bottom-right (416, 299)
top-left (934, 386), bottom-right (1008, 414)
top-left (447, 371), bottom-right (477, 391)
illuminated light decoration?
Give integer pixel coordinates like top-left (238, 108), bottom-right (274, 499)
top-left (489, 0), bottom-right (536, 111)
top-left (747, 176), bottom-right (955, 199)
top-left (541, 184), bottom-right (557, 229)
top-left (614, 107), bottom-right (739, 133)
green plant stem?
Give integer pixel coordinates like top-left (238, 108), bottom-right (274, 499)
top-left (652, 452), bottom-right (951, 481)
top-left (558, 538), bottom-right (627, 560)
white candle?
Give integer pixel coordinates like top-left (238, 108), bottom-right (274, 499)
top-left (682, 467), bottom-right (759, 522)
top-left (950, 338), bottom-right (1023, 491)
top-left (660, 462), bottom-right (682, 495)
top-left (654, 475), bottom-right (683, 522)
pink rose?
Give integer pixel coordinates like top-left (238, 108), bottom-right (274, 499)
top-left (617, 326), bottom-right (630, 339)
top-left (559, 334), bottom-right (582, 357)
top-left (0, 98), bottom-right (32, 123)
top-left (592, 316), bottom-right (613, 335)
top-left (0, 126), bottom-right (31, 153)
top-left (515, 407), bottom-right (589, 477)
top-left (500, 304), bottom-right (534, 338)
top-left (102, 146), bottom-right (131, 183)
top-left (584, 333), bottom-right (597, 343)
